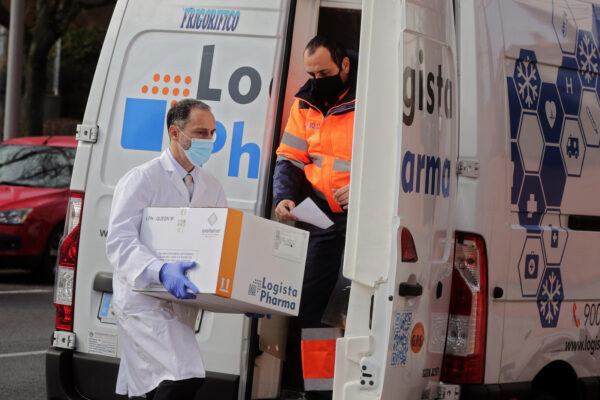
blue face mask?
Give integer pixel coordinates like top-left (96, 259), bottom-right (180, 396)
top-left (179, 129), bottom-right (215, 165)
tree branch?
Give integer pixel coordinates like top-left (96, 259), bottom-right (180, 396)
top-left (0, 3), bottom-right (9, 29)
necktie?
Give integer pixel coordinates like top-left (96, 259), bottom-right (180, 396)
top-left (183, 173), bottom-right (193, 201)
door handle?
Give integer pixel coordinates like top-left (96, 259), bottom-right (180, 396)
top-left (398, 282), bottom-right (423, 297)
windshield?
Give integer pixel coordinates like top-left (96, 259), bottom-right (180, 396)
top-left (0, 144), bottom-right (76, 189)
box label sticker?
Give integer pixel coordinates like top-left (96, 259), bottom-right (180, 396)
top-left (272, 228), bottom-right (304, 262)
top-left (390, 311), bottom-right (413, 367)
top-left (88, 331), bottom-right (118, 357)
top-left (156, 249), bottom-right (198, 262)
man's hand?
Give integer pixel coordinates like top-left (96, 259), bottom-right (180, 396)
top-left (333, 184), bottom-right (350, 210)
top-left (159, 261), bottom-right (199, 299)
top-left (275, 199), bottom-right (299, 222)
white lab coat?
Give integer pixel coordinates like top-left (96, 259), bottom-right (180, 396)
top-left (106, 150), bottom-right (227, 396)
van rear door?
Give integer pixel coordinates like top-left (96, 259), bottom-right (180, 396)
top-left (334, 0), bottom-right (457, 398)
top-left (68, 1), bottom-right (293, 399)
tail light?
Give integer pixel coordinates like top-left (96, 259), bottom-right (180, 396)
top-left (400, 227), bottom-right (418, 262)
top-left (54, 191), bottom-right (84, 331)
top-left (441, 232), bottom-right (487, 384)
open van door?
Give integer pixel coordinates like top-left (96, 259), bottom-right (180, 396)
top-left (334, 0), bottom-right (458, 399)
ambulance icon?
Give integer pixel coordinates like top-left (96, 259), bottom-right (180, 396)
top-left (566, 136), bottom-right (579, 158)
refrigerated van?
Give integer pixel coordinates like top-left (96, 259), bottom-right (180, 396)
top-left (46, 0), bottom-right (600, 399)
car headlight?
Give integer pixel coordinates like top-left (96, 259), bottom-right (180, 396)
top-left (0, 208), bottom-right (33, 225)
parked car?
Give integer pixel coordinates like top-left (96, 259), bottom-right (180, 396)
top-left (0, 135), bottom-right (77, 280)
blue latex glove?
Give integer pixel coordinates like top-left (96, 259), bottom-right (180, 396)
top-left (159, 261), bottom-right (199, 299)
top-left (245, 313), bottom-right (272, 319)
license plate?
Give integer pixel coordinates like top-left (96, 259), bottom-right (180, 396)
top-left (98, 292), bottom-right (116, 324)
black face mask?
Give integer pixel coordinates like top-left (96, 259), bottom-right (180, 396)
top-left (312, 73), bottom-right (344, 106)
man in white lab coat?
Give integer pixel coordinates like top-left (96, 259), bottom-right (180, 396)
top-left (106, 99), bottom-right (226, 399)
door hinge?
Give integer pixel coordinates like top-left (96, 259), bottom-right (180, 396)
top-left (76, 124), bottom-right (98, 143)
top-left (52, 330), bottom-right (76, 350)
top-left (457, 159), bottom-right (479, 178)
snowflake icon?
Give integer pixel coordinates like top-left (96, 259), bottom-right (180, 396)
top-left (576, 30), bottom-right (599, 88)
top-left (514, 49), bottom-right (541, 110)
top-left (536, 268), bottom-right (564, 328)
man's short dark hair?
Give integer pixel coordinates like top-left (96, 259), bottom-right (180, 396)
top-left (166, 99), bottom-right (211, 129)
top-left (305, 35), bottom-right (347, 67)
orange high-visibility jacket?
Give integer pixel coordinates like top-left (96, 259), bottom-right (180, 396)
top-left (275, 81), bottom-right (356, 213)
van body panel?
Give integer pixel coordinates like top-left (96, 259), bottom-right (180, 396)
top-left (336, 0), bottom-right (457, 398)
top-left (458, 0), bottom-right (600, 388)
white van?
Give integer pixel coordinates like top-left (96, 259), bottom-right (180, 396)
top-left (46, 0), bottom-right (600, 399)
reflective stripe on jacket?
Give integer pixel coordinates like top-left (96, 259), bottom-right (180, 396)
top-left (276, 93), bottom-right (355, 213)
top-left (301, 327), bottom-right (343, 391)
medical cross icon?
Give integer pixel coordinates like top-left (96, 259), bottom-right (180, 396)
top-left (527, 194), bottom-right (537, 217)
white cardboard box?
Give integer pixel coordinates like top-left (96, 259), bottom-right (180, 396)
top-left (136, 207), bottom-right (309, 316)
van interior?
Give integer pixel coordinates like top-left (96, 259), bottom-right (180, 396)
top-left (251, 2), bottom-right (362, 398)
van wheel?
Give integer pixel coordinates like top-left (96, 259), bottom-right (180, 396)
top-left (36, 224), bottom-right (63, 283)
top-left (531, 360), bottom-right (580, 400)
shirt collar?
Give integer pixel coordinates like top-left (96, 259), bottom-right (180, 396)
top-left (166, 148), bottom-right (194, 181)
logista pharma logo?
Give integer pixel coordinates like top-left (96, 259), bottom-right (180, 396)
top-left (400, 48), bottom-right (453, 199)
top-left (180, 8), bottom-right (241, 32)
top-left (249, 278), bottom-right (299, 311)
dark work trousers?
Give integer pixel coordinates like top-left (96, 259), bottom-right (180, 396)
top-left (135, 377), bottom-right (204, 400)
top-left (298, 201), bottom-right (347, 400)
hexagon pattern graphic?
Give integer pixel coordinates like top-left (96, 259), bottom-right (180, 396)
top-left (518, 175), bottom-right (546, 227)
top-left (511, 142), bottom-right (524, 205)
top-left (540, 146), bottom-right (566, 208)
top-left (515, 49), bottom-right (541, 110)
top-left (580, 90), bottom-right (600, 147)
top-left (561, 117), bottom-right (586, 176)
top-left (518, 237), bottom-right (546, 297)
top-left (541, 213), bottom-right (568, 266)
top-left (557, 57), bottom-right (582, 116)
top-left (506, 4), bottom-right (600, 328)
top-left (537, 268), bottom-right (564, 328)
top-left (508, 77), bottom-right (522, 140)
top-left (576, 30), bottom-right (599, 89)
top-left (518, 113), bottom-right (545, 173)
top-left (538, 82), bottom-right (565, 144)
top-left (553, 0), bottom-right (578, 54)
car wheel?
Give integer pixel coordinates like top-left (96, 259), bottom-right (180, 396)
top-left (36, 224), bottom-right (63, 283)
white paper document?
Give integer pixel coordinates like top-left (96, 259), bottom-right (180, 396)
top-left (290, 198), bottom-right (334, 229)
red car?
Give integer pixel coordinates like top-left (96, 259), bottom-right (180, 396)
top-left (0, 135), bottom-right (77, 280)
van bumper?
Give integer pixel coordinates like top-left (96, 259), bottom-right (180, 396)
top-left (460, 378), bottom-right (600, 400)
top-left (46, 347), bottom-right (240, 400)
top-left (458, 383), bottom-right (530, 399)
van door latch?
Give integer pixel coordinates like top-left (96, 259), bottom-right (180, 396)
top-left (398, 282), bottom-right (423, 297)
top-left (76, 124), bottom-right (99, 143)
top-left (457, 159), bottom-right (480, 178)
